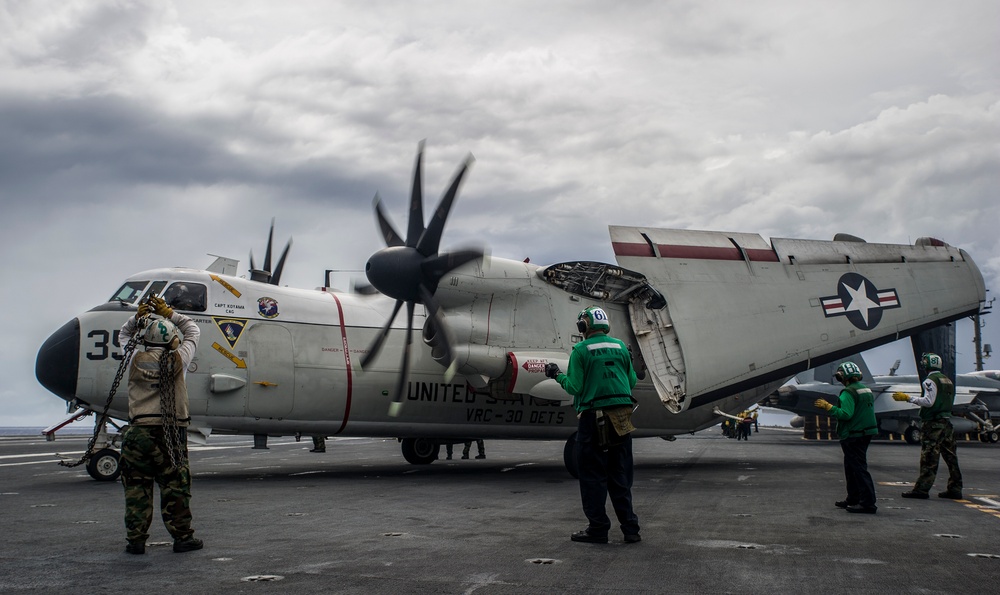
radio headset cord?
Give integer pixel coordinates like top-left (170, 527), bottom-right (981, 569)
top-left (59, 313), bottom-right (146, 469)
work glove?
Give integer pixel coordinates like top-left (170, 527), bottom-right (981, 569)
top-left (814, 399), bottom-right (832, 412)
top-left (892, 392), bottom-right (910, 402)
top-left (150, 295), bottom-right (174, 318)
top-left (135, 302), bottom-right (151, 320)
top-left (544, 363), bottom-right (561, 379)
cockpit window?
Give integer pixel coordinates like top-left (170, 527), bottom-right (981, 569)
top-left (140, 281), bottom-right (168, 304)
top-left (109, 281), bottom-right (149, 304)
top-left (161, 282), bottom-right (208, 312)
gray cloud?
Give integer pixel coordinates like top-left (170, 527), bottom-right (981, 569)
top-left (3, 0), bottom-right (998, 426)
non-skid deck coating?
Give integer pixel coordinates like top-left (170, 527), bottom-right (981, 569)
top-left (2, 428), bottom-right (999, 594)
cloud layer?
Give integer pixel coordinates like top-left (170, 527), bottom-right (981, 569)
top-left (3, 0), bottom-right (998, 425)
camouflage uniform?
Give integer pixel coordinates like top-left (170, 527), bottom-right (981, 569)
top-left (909, 368), bottom-right (962, 496)
top-left (119, 310), bottom-right (201, 551)
top-left (121, 425), bottom-right (194, 543)
top-left (915, 418), bottom-right (962, 494)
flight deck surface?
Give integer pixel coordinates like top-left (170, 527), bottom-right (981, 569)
top-left (2, 428), bottom-right (998, 594)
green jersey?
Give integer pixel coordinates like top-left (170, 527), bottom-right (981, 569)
top-left (829, 381), bottom-right (877, 438)
top-left (556, 332), bottom-right (637, 413)
top-left (919, 371), bottom-right (955, 421)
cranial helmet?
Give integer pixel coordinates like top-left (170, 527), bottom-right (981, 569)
top-left (576, 306), bottom-right (611, 334)
top-left (921, 352), bottom-right (943, 371)
top-left (835, 361), bottom-right (863, 384)
top-left (142, 316), bottom-right (181, 350)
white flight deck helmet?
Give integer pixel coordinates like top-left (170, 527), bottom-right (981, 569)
top-left (577, 306), bottom-right (611, 335)
top-left (142, 315), bottom-right (181, 350)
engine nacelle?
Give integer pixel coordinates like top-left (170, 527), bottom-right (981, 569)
top-left (506, 351), bottom-right (571, 404)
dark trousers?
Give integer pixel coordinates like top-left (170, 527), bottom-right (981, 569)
top-left (575, 410), bottom-right (640, 536)
top-left (840, 435), bottom-right (876, 508)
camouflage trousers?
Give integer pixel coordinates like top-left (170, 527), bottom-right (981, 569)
top-left (914, 418), bottom-right (963, 494)
top-left (120, 425), bottom-right (195, 544)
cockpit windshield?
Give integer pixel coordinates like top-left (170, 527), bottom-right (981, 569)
top-left (161, 282), bottom-right (208, 312)
top-left (109, 281), bottom-right (149, 304)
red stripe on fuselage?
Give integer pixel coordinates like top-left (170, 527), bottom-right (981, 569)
top-left (612, 242), bottom-right (779, 262)
top-left (329, 293), bottom-right (353, 434)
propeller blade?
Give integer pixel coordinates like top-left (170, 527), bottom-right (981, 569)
top-left (388, 301), bottom-right (415, 416)
top-left (374, 193), bottom-right (404, 248)
top-left (249, 250), bottom-right (256, 272)
top-left (416, 154), bottom-right (474, 257)
top-left (263, 218), bottom-right (275, 274)
top-left (406, 141), bottom-right (425, 249)
top-left (421, 247), bottom-right (485, 289)
top-left (359, 299), bottom-right (404, 370)
top-left (270, 238), bottom-right (293, 286)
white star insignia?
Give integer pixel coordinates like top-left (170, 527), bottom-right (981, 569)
top-left (842, 279), bottom-right (880, 325)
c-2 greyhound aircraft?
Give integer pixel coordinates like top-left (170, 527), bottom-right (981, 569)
top-left (35, 145), bottom-right (987, 480)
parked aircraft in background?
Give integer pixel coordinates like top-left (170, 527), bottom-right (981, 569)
top-left (763, 356), bottom-right (1000, 444)
top-left (35, 144), bottom-right (988, 480)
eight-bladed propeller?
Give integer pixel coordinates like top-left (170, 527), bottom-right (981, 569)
top-left (361, 143), bottom-right (483, 416)
top-left (249, 218), bottom-right (293, 285)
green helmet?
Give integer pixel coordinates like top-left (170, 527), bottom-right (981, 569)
top-left (921, 353), bottom-right (943, 371)
top-left (576, 306), bottom-right (611, 334)
top-left (835, 361), bottom-right (863, 384)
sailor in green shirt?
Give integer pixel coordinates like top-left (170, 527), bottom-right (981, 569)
top-left (545, 306), bottom-right (640, 544)
top-left (815, 361), bottom-right (878, 514)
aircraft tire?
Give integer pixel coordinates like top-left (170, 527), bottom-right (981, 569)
top-left (86, 448), bottom-right (121, 481)
top-left (563, 433), bottom-right (579, 479)
top-left (903, 426), bottom-right (921, 445)
top-left (400, 438), bottom-right (440, 465)
top-left (988, 431), bottom-right (999, 444)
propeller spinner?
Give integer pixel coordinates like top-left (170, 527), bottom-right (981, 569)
top-left (361, 143), bottom-right (483, 415)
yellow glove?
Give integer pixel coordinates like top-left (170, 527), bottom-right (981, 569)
top-left (150, 296), bottom-right (174, 318)
top-left (135, 302), bottom-right (150, 320)
top-left (892, 392), bottom-right (910, 402)
top-left (814, 399), bottom-right (832, 411)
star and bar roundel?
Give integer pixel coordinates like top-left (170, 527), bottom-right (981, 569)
top-left (820, 272), bottom-right (901, 331)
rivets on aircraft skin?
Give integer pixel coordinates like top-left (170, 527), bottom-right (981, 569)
top-left (934, 534), bottom-right (962, 539)
top-left (526, 558), bottom-right (560, 565)
top-left (241, 575), bottom-right (284, 582)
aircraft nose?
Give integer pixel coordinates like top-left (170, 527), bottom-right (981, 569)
top-left (35, 318), bottom-right (79, 401)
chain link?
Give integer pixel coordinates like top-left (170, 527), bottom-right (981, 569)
top-left (59, 318), bottom-right (143, 469)
top-left (158, 350), bottom-right (186, 469)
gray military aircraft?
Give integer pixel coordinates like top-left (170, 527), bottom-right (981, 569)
top-left (763, 356), bottom-right (1000, 444)
top-left (35, 144), bottom-right (988, 480)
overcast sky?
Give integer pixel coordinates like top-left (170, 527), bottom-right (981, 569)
top-left (2, 0), bottom-right (998, 427)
